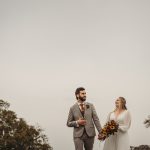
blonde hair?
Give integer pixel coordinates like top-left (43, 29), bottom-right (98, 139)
top-left (118, 97), bottom-right (127, 110)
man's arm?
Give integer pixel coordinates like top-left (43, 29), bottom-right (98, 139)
top-left (66, 107), bottom-right (79, 127)
top-left (91, 104), bottom-right (102, 133)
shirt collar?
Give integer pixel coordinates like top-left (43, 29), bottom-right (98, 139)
top-left (77, 100), bottom-right (86, 105)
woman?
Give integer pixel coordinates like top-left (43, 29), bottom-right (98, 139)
top-left (103, 97), bottom-right (131, 150)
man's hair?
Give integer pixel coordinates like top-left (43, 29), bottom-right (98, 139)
top-left (75, 87), bottom-right (85, 100)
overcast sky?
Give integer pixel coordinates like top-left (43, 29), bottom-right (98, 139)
top-left (0, 0), bottom-right (150, 149)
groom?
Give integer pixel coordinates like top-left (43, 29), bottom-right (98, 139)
top-left (67, 87), bottom-right (102, 150)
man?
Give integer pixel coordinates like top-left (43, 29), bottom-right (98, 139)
top-left (67, 87), bottom-right (102, 150)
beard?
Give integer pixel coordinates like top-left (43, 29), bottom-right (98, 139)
top-left (79, 96), bottom-right (86, 102)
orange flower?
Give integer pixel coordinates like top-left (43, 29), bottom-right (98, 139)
top-left (98, 120), bottom-right (119, 141)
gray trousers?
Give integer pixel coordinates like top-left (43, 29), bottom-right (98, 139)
top-left (74, 132), bottom-right (95, 150)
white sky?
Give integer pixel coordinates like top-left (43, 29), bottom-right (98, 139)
top-left (0, 0), bottom-right (150, 149)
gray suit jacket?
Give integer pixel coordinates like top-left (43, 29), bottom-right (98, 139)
top-left (67, 102), bottom-right (102, 137)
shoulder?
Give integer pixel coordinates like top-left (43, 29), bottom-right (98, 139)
top-left (107, 111), bottom-right (115, 118)
top-left (125, 110), bottom-right (131, 115)
top-left (85, 102), bottom-right (93, 105)
top-left (122, 110), bottom-right (131, 119)
top-left (85, 102), bottom-right (95, 108)
top-left (70, 103), bottom-right (78, 110)
top-left (108, 111), bottom-right (114, 116)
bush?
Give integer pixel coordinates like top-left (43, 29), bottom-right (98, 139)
top-left (0, 99), bottom-right (53, 150)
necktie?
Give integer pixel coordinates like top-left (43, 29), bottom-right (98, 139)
top-left (80, 103), bottom-right (85, 112)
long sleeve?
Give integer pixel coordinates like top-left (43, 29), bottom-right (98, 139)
top-left (119, 110), bottom-right (131, 132)
top-left (91, 104), bottom-right (102, 133)
top-left (66, 107), bottom-right (79, 128)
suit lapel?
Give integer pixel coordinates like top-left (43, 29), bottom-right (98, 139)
top-left (75, 103), bottom-right (83, 119)
top-left (84, 102), bottom-right (90, 119)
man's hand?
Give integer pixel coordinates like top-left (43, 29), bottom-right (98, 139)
top-left (77, 118), bottom-right (86, 126)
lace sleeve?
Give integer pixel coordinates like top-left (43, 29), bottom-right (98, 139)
top-left (119, 110), bottom-right (131, 132)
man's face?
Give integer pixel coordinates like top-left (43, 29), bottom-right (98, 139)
top-left (77, 90), bottom-right (86, 101)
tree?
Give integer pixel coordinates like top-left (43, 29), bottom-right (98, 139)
top-left (0, 99), bottom-right (53, 150)
top-left (144, 115), bottom-right (150, 128)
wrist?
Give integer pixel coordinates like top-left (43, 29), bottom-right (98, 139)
top-left (76, 121), bottom-right (79, 127)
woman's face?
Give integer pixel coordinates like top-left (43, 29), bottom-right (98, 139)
top-left (115, 99), bottom-right (122, 109)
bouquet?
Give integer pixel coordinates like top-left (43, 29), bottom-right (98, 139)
top-left (98, 120), bottom-right (119, 141)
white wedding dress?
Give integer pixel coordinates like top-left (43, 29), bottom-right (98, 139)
top-left (103, 110), bottom-right (131, 150)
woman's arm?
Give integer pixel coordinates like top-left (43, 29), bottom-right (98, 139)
top-left (119, 110), bottom-right (131, 132)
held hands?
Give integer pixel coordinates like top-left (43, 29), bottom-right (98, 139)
top-left (77, 118), bottom-right (86, 126)
top-left (98, 132), bottom-right (105, 141)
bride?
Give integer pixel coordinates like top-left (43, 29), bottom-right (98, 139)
top-left (103, 97), bottom-right (131, 150)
